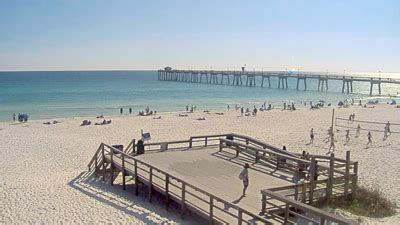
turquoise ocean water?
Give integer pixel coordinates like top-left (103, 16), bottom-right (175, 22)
top-left (0, 71), bottom-right (399, 121)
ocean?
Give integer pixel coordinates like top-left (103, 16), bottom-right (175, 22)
top-left (0, 70), bottom-right (399, 121)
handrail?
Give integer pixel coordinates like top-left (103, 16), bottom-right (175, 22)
top-left (100, 143), bottom-right (271, 224)
top-left (87, 143), bottom-right (103, 171)
top-left (261, 189), bottom-right (355, 225)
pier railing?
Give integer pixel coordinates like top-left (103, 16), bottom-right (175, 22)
top-left (89, 142), bottom-right (271, 224)
top-left (158, 69), bottom-right (400, 95)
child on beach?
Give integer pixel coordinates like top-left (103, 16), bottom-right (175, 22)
top-left (356, 124), bottom-right (361, 138)
top-left (239, 163), bottom-right (250, 196)
top-left (366, 132), bottom-right (372, 148)
top-left (309, 128), bottom-right (314, 144)
top-left (345, 129), bottom-right (350, 144)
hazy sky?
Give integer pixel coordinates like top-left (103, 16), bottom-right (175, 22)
top-left (0, 0), bottom-right (399, 72)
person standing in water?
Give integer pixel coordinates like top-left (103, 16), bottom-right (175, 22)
top-left (120, 108), bottom-right (123, 115)
top-left (239, 163), bottom-right (250, 196)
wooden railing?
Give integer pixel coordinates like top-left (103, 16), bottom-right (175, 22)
top-left (218, 138), bottom-right (358, 203)
top-left (91, 143), bottom-right (272, 224)
top-left (88, 133), bottom-right (358, 224)
top-left (260, 189), bottom-right (355, 225)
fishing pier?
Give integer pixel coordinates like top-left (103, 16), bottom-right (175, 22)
top-left (158, 69), bottom-right (400, 96)
top-left (88, 133), bottom-right (357, 224)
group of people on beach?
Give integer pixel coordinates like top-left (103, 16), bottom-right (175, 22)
top-left (309, 120), bottom-right (393, 150)
top-left (12, 113), bottom-right (29, 122)
top-left (119, 106), bottom-right (157, 116)
top-left (186, 105), bottom-right (197, 113)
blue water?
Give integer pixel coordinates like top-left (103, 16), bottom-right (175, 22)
top-left (0, 71), bottom-right (399, 121)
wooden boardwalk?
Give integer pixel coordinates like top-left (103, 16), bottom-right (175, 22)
top-left (158, 69), bottom-right (400, 95)
top-left (88, 133), bottom-right (357, 224)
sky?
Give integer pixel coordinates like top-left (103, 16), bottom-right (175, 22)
top-left (0, 0), bottom-right (399, 72)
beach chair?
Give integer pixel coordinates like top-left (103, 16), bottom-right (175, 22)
top-left (141, 129), bottom-right (151, 142)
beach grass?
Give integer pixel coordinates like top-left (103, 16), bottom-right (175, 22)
top-left (315, 186), bottom-right (397, 218)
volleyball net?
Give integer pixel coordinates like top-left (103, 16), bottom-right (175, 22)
top-left (335, 117), bottom-right (400, 134)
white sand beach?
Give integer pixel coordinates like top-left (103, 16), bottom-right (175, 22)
top-left (1, 104), bottom-right (399, 224)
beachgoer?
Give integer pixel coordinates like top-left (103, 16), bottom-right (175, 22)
top-left (120, 108), bottom-right (123, 115)
top-left (239, 163), bottom-right (250, 196)
top-left (129, 107), bottom-right (132, 114)
top-left (227, 105), bottom-right (230, 111)
top-left (366, 132), bottom-right (372, 148)
top-left (328, 133), bottom-right (335, 153)
top-left (240, 107), bottom-right (244, 115)
top-left (386, 121), bottom-right (391, 134)
top-left (356, 124), bottom-right (361, 137)
top-left (283, 103), bottom-right (286, 110)
top-left (186, 105), bottom-right (189, 112)
top-left (310, 128), bottom-right (314, 144)
top-left (277, 146), bottom-right (287, 169)
top-left (345, 129), bottom-right (350, 144)
top-left (12, 113), bottom-right (16, 122)
top-left (324, 127), bottom-right (333, 143)
top-left (383, 125), bottom-right (388, 141)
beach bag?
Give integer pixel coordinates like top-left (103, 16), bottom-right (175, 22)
top-left (239, 170), bottom-right (244, 180)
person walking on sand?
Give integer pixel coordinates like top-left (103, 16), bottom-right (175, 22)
top-left (239, 163), bottom-right (250, 196)
top-left (241, 107), bottom-right (244, 116)
top-left (345, 129), bottom-right (350, 144)
top-left (356, 124), bottom-right (361, 138)
top-left (120, 107), bottom-right (123, 115)
top-left (386, 121), bottom-right (391, 135)
top-left (129, 107), bottom-right (132, 114)
top-left (309, 128), bottom-right (314, 144)
top-left (366, 132), bottom-right (372, 148)
top-left (383, 125), bottom-right (388, 141)
top-left (12, 113), bottom-right (16, 122)
top-left (328, 133), bottom-right (335, 153)
top-left (227, 105), bottom-right (230, 111)
top-left (324, 127), bottom-right (333, 143)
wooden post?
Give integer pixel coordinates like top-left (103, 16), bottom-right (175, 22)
top-left (189, 138), bottom-right (192, 148)
top-left (181, 183), bottom-right (186, 218)
top-left (205, 137), bottom-right (208, 147)
top-left (284, 203), bottom-right (289, 223)
top-left (135, 160), bottom-right (139, 196)
top-left (102, 145), bottom-right (106, 181)
top-left (110, 147), bottom-right (114, 186)
top-left (344, 151), bottom-right (350, 199)
top-left (261, 194), bottom-right (266, 213)
top-left (327, 153), bottom-right (335, 198)
top-left (94, 154), bottom-right (98, 174)
top-left (122, 155), bottom-right (126, 190)
top-left (294, 184), bottom-right (299, 201)
top-left (255, 151), bottom-right (259, 163)
top-left (238, 208), bottom-right (243, 225)
top-left (320, 217), bottom-right (326, 225)
top-left (165, 174), bottom-right (169, 209)
top-left (219, 139), bottom-right (223, 152)
top-left (301, 182), bottom-right (307, 203)
top-left (309, 157), bottom-right (316, 203)
top-left (209, 196), bottom-right (214, 223)
top-left (352, 162), bottom-right (358, 195)
top-left (331, 108), bottom-right (335, 130)
top-left (149, 167), bottom-right (153, 202)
